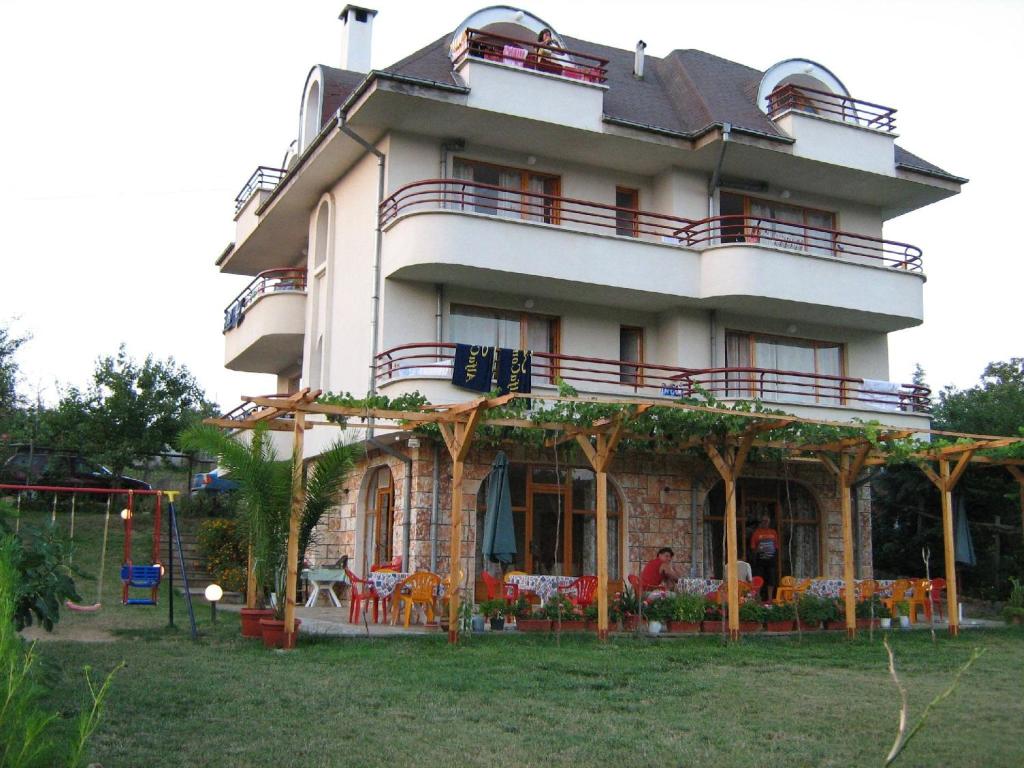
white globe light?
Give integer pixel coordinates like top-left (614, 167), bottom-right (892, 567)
top-left (205, 584), bottom-right (224, 602)
top-left (119, 509), bottom-right (130, 520)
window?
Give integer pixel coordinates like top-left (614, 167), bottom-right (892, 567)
top-left (452, 158), bottom-right (560, 224)
top-left (619, 326), bottom-right (643, 387)
top-left (703, 479), bottom-right (821, 581)
top-left (475, 463), bottom-right (623, 598)
top-left (364, 467), bottom-right (394, 566)
top-left (719, 192), bottom-right (835, 256)
top-left (726, 331), bottom-right (843, 404)
top-left (615, 187), bottom-right (639, 237)
top-left (450, 304), bottom-right (559, 383)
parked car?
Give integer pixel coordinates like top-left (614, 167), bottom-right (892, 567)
top-left (190, 466), bottom-right (238, 494)
top-left (0, 448), bottom-right (151, 491)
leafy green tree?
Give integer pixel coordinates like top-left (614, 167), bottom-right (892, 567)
top-left (47, 346), bottom-right (216, 478)
top-left (0, 323), bottom-right (29, 444)
top-left (933, 358), bottom-right (1024, 436)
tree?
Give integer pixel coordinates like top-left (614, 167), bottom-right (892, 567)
top-left (933, 358), bottom-right (1024, 436)
top-left (0, 323), bottom-right (28, 443)
top-left (48, 346), bottom-right (216, 478)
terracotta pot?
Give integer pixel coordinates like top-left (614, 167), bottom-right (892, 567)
top-left (623, 616), bottom-right (647, 631)
top-left (241, 608), bottom-right (275, 638)
top-left (584, 619), bottom-right (598, 631)
top-left (795, 619), bottom-right (822, 632)
top-left (738, 621), bottom-right (762, 633)
top-left (259, 618), bottom-right (302, 649)
top-left (516, 618), bottom-right (551, 632)
top-left (553, 620), bottom-right (586, 632)
top-left (667, 620), bottom-right (701, 634)
top-left (702, 620), bottom-right (728, 633)
top-left (856, 618), bottom-right (879, 630)
top-left (825, 620), bottom-right (849, 631)
top-left (765, 620), bottom-right (795, 632)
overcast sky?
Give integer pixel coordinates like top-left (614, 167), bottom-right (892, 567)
top-left (1, 0), bottom-right (1020, 410)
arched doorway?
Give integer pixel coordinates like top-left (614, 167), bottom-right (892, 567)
top-left (703, 478), bottom-right (821, 580)
top-left (363, 466), bottom-right (395, 568)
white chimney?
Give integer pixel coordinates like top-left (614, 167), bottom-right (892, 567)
top-left (339, 5), bottom-right (377, 73)
top-left (634, 40), bottom-right (647, 79)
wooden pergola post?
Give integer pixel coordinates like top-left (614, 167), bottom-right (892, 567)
top-left (705, 432), bottom-right (754, 641)
top-left (920, 450), bottom-right (974, 636)
top-left (283, 410), bottom-right (306, 645)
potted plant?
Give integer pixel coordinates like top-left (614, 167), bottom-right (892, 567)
top-left (738, 600), bottom-right (766, 633)
top-left (544, 593), bottom-right (584, 631)
top-left (856, 595), bottom-right (884, 629)
top-left (824, 600), bottom-right (847, 631)
top-left (644, 594), bottom-right (672, 634)
top-left (480, 598), bottom-right (507, 631)
top-left (1002, 577), bottom-right (1024, 626)
top-left (795, 595), bottom-right (828, 631)
top-left (896, 601), bottom-right (912, 630)
top-left (514, 599), bottom-right (549, 632)
top-left (583, 602), bottom-right (599, 631)
top-left (702, 601), bottom-right (726, 633)
top-left (180, 422), bottom-right (357, 648)
top-left (617, 587), bottom-right (645, 631)
top-left (763, 602), bottom-right (795, 632)
top-left (667, 593), bottom-right (705, 633)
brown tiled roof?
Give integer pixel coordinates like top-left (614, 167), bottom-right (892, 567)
top-left (319, 30), bottom-right (963, 181)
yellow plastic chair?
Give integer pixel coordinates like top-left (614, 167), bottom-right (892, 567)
top-left (394, 571), bottom-right (441, 628)
top-left (906, 579), bottom-right (931, 623)
top-left (882, 579), bottom-right (912, 618)
top-left (774, 576), bottom-right (798, 604)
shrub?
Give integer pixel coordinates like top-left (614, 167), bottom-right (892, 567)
top-left (763, 602), bottom-right (795, 622)
top-left (478, 598), bottom-right (507, 618)
top-left (670, 593), bottom-right (706, 622)
top-left (542, 593), bottom-right (578, 621)
top-left (1002, 577), bottom-right (1024, 624)
top-left (797, 595), bottom-right (833, 624)
top-left (856, 595), bottom-right (885, 619)
top-left (739, 601), bottom-right (767, 623)
top-left (197, 518), bottom-right (247, 594)
top-left (176, 491), bottom-right (239, 518)
top-left (583, 603), bottom-right (599, 621)
top-left (644, 594), bottom-right (673, 622)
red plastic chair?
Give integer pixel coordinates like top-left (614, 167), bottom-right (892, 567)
top-left (558, 575), bottom-right (598, 608)
top-left (481, 571), bottom-right (520, 604)
top-left (928, 577), bottom-right (946, 620)
top-left (345, 568), bottom-right (382, 624)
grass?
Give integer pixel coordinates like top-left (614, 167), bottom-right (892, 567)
top-left (12, 506), bottom-right (1024, 767)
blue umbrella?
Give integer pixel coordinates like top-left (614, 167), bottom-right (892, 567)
top-left (954, 494), bottom-right (976, 567)
top-left (481, 451), bottom-right (516, 565)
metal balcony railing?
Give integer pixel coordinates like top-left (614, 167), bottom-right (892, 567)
top-left (453, 28), bottom-right (608, 84)
top-left (374, 342), bottom-right (932, 413)
top-left (234, 166), bottom-right (287, 213)
top-left (766, 84), bottom-right (897, 133)
top-left (223, 268), bottom-right (307, 332)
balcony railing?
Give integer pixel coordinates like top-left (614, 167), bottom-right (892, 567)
top-left (375, 343), bottom-right (931, 413)
top-left (380, 179), bottom-right (692, 241)
top-left (379, 179), bottom-right (924, 271)
top-left (766, 84), bottom-right (897, 133)
top-left (677, 215), bottom-right (923, 271)
top-left (453, 28), bottom-right (608, 84)
top-left (235, 166), bottom-right (287, 213)
top-left (223, 268), bottom-right (307, 332)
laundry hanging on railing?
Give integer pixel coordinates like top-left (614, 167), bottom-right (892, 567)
top-left (452, 344), bottom-right (495, 392)
top-left (496, 348), bottom-right (531, 395)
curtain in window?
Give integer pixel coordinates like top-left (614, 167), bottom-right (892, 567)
top-left (759, 340), bottom-right (815, 402)
top-left (781, 522), bottom-right (819, 579)
top-left (805, 209), bottom-right (835, 256)
top-left (815, 345), bottom-right (842, 403)
top-left (725, 332), bottom-right (751, 398)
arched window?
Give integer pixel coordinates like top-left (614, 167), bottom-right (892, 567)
top-left (364, 466), bottom-right (394, 567)
top-left (474, 462), bottom-right (622, 597)
top-left (301, 79), bottom-right (321, 152)
top-left (703, 478), bottom-right (820, 579)
top-left (313, 201), bottom-right (329, 268)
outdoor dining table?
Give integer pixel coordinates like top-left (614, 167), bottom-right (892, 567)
top-left (669, 577), bottom-right (895, 598)
top-left (505, 574), bottom-right (577, 605)
top-left (302, 568), bottom-right (348, 608)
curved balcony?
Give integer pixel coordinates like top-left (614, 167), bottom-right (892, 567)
top-left (766, 84), bottom-right (897, 133)
top-left (374, 342), bottom-right (931, 415)
top-left (453, 28), bottom-right (609, 84)
top-left (223, 268), bottom-right (306, 374)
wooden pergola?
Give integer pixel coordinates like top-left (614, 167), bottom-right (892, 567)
top-left (206, 389), bottom-right (1024, 645)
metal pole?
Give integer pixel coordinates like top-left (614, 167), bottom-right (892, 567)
top-left (168, 492), bottom-right (175, 627)
top-left (97, 496), bottom-right (112, 604)
top-left (168, 493), bottom-right (197, 640)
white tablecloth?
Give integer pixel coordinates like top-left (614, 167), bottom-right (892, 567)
top-left (505, 574), bottom-right (576, 604)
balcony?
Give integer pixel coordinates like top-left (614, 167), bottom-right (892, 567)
top-left (379, 179), bottom-right (925, 329)
top-left (374, 343), bottom-right (931, 422)
top-left (232, 166), bottom-right (287, 256)
top-left (223, 268), bottom-right (306, 373)
top-left (766, 85), bottom-right (897, 133)
top-left (453, 29), bottom-right (608, 84)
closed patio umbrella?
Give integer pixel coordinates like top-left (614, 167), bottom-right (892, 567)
top-left (954, 494), bottom-right (976, 567)
top-left (482, 451), bottom-right (516, 565)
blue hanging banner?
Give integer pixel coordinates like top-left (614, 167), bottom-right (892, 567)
top-left (496, 348), bottom-right (531, 396)
top-left (452, 344), bottom-right (495, 392)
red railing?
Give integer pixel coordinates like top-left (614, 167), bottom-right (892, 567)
top-left (374, 343), bottom-right (931, 413)
top-left (676, 215), bottom-right (923, 271)
top-left (766, 84), bottom-right (897, 133)
top-left (379, 179), bottom-right (691, 241)
top-left (235, 166), bottom-right (287, 213)
top-left (223, 268), bottom-right (306, 332)
top-left (453, 28), bottom-right (608, 84)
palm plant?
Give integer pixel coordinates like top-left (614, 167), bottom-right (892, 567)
top-left (180, 422), bottom-right (356, 615)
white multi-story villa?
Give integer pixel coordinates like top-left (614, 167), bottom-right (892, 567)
top-left (216, 6), bottom-right (964, 598)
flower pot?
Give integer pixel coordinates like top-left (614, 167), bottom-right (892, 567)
top-left (826, 620), bottom-right (848, 631)
top-left (489, 617), bottom-right (505, 631)
top-left (667, 620), bottom-right (701, 634)
top-left (623, 616), bottom-right (648, 631)
top-left (584, 619), bottom-right (598, 632)
top-left (765, 620), bottom-right (795, 632)
top-left (471, 615), bottom-right (486, 634)
top-left (702, 620), bottom-right (727, 633)
top-left (241, 608), bottom-right (275, 638)
top-left (515, 618), bottom-right (551, 632)
top-left (856, 618), bottom-right (879, 630)
top-left (899, 616), bottom-right (911, 630)
top-left (553, 619), bottom-right (586, 632)
top-left (647, 620), bottom-right (663, 635)
top-left (259, 618), bottom-right (302, 649)
top-left (880, 617), bottom-right (892, 630)
top-left (738, 621), bottom-right (762, 633)
top-left (795, 619), bottom-right (821, 632)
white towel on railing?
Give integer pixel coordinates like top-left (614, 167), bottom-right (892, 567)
top-left (502, 45), bottom-right (527, 67)
top-left (861, 379), bottom-right (904, 411)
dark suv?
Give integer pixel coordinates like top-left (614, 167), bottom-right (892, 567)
top-left (0, 448), bottom-right (151, 491)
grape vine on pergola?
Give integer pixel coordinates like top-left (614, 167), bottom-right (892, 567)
top-left (206, 388), bottom-right (1024, 645)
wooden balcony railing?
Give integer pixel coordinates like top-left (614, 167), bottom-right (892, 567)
top-left (453, 28), bottom-right (608, 84)
top-left (235, 166), bottom-right (287, 213)
top-left (766, 84), bottom-right (897, 133)
top-left (677, 215), bottom-right (923, 271)
top-left (374, 342), bottom-right (932, 413)
top-left (223, 268), bottom-right (306, 332)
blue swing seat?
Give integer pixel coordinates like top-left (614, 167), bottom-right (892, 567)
top-left (121, 564), bottom-right (162, 589)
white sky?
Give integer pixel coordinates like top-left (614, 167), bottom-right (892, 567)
top-left (1, 0), bottom-right (1021, 409)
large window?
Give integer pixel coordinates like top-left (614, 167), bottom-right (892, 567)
top-left (450, 304), bottom-right (559, 384)
top-left (720, 192), bottom-right (835, 256)
top-left (364, 467), bottom-right (394, 567)
top-left (452, 158), bottom-right (560, 224)
top-left (703, 479), bottom-right (821, 581)
top-left (475, 463), bottom-right (623, 598)
top-left (619, 326), bottom-right (643, 388)
top-left (726, 331), bottom-right (843, 404)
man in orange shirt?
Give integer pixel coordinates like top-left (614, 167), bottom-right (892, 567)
top-left (749, 516), bottom-right (780, 601)
top-left (640, 547), bottom-right (681, 591)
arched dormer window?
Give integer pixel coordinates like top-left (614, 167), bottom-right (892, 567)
top-left (449, 6), bottom-right (564, 60)
top-left (758, 59), bottom-right (852, 122)
top-left (298, 69), bottom-right (323, 154)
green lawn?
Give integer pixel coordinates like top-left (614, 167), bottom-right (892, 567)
top-left (13, 508), bottom-right (1024, 767)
